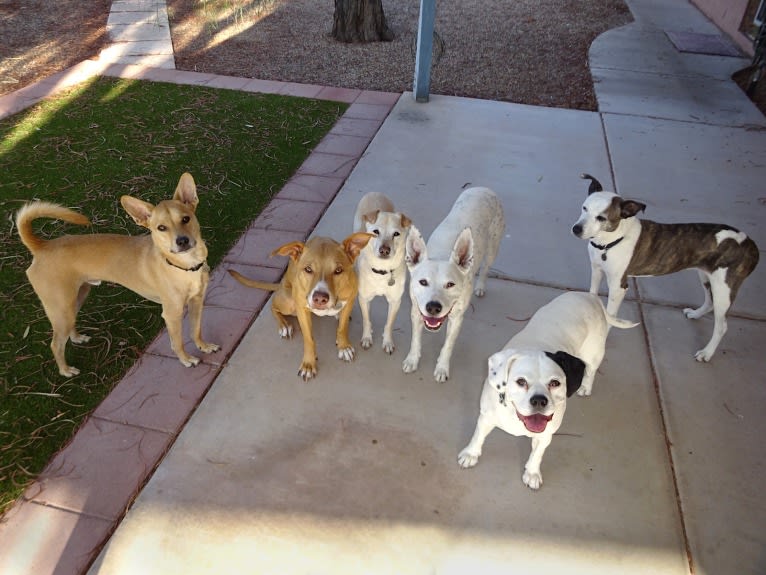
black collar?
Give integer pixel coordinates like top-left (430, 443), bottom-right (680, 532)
top-left (166, 258), bottom-right (207, 272)
top-left (590, 237), bottom-right (624, 261)
top-left (371, 267), bottom-right (391, 276)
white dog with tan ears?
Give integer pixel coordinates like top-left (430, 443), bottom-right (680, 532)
top-left (403, 187), bottom-right (504, 383)
top-left (353, 192), bottom-right (412, 354)
top-left (458, 291), bottom-right (637, 489)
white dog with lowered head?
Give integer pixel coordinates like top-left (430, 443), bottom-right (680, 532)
top-left (403, 187), bottom-right (504, 382)
top-left (458, 291), bottom-right (637, 489)
top-left (353, 192), bottom-right (412, 354)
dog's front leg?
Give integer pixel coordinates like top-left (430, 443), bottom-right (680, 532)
top-left (402, 302), bottom-right (423, 374)
top-left (433, 312), bottom-right (465, 382)
top-left (381, 293), bottom-right (402, 354)
top-left (589, 260), bottom-right (604, 295)
top-left (359, 295), bottom-right (374, 350)
top-left (162, 303), bottom-right (199, 367)
top-left (336, 302), bottom-right (356, 362)
top-left (295, 307), bottom-right (317, 381)
top-left (457, 410), bottom-right (494, 468)
top-left (605, 275), bottom-right (627, 317)
top-left (188, 293), bottom-right (220, 355)
top-left (523, 434), bottom-right (553, 490)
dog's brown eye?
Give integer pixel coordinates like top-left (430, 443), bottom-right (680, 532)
top-left (157, 225), bottom-right (167, 232)
top-left (334, 266), bottom-right (343, 275)
top-left (445, 281), bottom-right (455, 288)
top-left (516, 378), bottom-right (527, 388)
top-left (182, 216), bottom-right (190, 224)
top-left (372, 229), bottom-right (380, 235)
top-left (596, 215), bottom-right (606, 222)
top-left (419, 279), bottom-right (428, 286)
top-left (549, 379), bottom-right (561, 388)
top-left (304, 266), bottom-right (313, 274)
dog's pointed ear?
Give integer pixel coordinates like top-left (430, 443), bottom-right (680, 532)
top-left (362, 210), bottom-right (380, 225)
top-left (120, 195), bottom-right (155, 228)
top-left (173, 172), bottom-right (199, 210)
top-left (451, 227), bottom-right (474, 273)
top-left (405, 225), bottom-right (427, 268)
top-left (272, 241), bottom-right (306, 261)
top-left (545, 351), bottom-right (586, 397)
top-left (399, 212), bottom-right (412, 229)
top-left (581, 173), bottom-right (603, 195)
top-left (620, 199), bottom-right (646, 219)
top-left (343, 232), bottom-right (374, 262)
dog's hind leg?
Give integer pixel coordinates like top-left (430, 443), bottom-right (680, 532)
top-left (684, 270), bottom-right (714, 320)
top-left (694, 269), bottom-right (730, 362)
top-left (474, 230), bottom-right (502, 298)
top-left (68, 283), bottom-right (92, 344)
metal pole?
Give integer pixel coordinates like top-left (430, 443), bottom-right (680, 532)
top-left (413, 0), bottom-right (435, 103)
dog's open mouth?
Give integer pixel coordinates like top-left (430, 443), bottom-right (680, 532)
top-left (421, 313), bottom-right (448, 332)
top-left (516, 410), bottom-right (553, 433)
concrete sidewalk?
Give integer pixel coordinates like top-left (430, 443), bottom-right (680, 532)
top-left (1, 0), bottom-right (765, 574)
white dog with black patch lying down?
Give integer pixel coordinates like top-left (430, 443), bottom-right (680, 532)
top-left (572, 173), bottom-right (759, 362)
top-left (458, 291), bottom-right (637, 490)
top-left (403, 187), bottom-right (504, 382)
top-left (353, 192), bottom-right (412, 354)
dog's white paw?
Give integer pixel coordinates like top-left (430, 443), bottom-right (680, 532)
top-left (684, 307), bottom-right (703, 320)
top-left (694, 348), bottom-right (712, 362)
top-left (457, 449), bottom-right (479, 468)
top-left (279, 325), bottom-right (293, 339)
top-left (523, 470), bottom-right (543, 490)
top-left (360, 335), bottom-right (373, 350)
top-left (576, 386), bottom-right (592, 397)
top-left (198, 341), bottom-right (220, 354)
top-left (382, 339), bottom-right (395, 355)
top-left (59, 365), bottom-right (81, 377)
top-left (70, 333), bottom-right (90, 344)
top-left (180, 355), bottom-right (201, 368)
top-left (298, 363), bottom-right (317, 381)
top-left (434, 365), bottom-right (450, 383)
top-left (338, 346), bottom-right (355, 362)
top-left (402, 355), bottom-right (420, 373)
top-left (474, 287), bottom-right (486, 298)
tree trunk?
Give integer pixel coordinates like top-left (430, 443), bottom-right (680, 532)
top-left (332, 0), bottom-right (394, 43)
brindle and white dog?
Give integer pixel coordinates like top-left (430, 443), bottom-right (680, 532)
top-left (571, 173), bottom-right (759, 361)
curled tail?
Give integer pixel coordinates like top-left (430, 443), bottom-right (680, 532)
top-left (16, 201), bottom-right (90, 254)
top-left (228, 269), bottom-right (280, 292)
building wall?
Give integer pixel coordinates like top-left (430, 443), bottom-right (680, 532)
top-left (691, 0), bottom-right (755, 55)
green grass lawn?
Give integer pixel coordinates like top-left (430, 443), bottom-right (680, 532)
top-left (0, 77), bottom-right (347, 515)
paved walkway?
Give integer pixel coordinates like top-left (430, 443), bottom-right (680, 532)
top-left (0, 1), bottom-right (765, 574)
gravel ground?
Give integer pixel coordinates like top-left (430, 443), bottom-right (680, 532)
top-left (168, 0), bottom-right (633, 110)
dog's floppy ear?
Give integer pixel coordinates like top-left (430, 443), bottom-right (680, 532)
top-left (450, 227), bottom-right (474, 273)
top-left (620, 199), bottom-right (646, 219)
top-left (272, 241), bottom-right (306, 261)
top-left (581, 173), bottom-right (603, 195)
top-left (405, 225), bottom-right (427, 268)
top-left (399, 213), bottom-right (412, 229)
top-left (545, 351), bottom-right (586, 397)
top-left (488, 348), bottom-right (520, 383)
top-left (362, 210), bottom-right (380, 225)
top-left (342, 232), bottom-right (374, 262)
top-left (173, 172), bottom-right (200, 210)
top-left (120, 195), bottom-right (155, 228)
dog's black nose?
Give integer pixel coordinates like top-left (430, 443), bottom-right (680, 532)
top-left (572, 224), bottom-right (582, 237)
top-left (312, 290), bottom-right (329, 307)
top-left (176, 236), bottom-right (190, 249)
top-left (425, 301), bottom-right (442, 315)
top-left (530, 394), bottom-right (548, 409)
top-left (378, 244), bottom-right (391, 257)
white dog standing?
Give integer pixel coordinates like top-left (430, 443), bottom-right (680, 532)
top-left (458, 291), bottom-right (637, 489)
top-left (572, 173), bottom-right (759, 362)
top-left (403, 187), bottom-right (504, 382)
top-left (353, 192), bottom-right (412, 354)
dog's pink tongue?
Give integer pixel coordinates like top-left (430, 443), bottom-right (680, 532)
top-left (423, 315), bottom-right (443, 329)
top-left (521, 414), bottom-right (550, 433)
